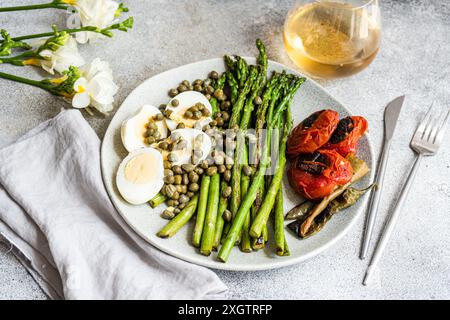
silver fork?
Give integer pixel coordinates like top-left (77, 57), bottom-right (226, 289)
top-left (363, 104), bottom-right (450, 285)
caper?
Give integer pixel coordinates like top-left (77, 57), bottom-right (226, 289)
top-left (194, 84), bottom-right (202, 92)
top-left (220, 101), bottom-right (231, 110)
top-left (210, 120), bottom-right (217, 127)
top-left (203, 79), bottom-right (211, 86)
top-left (171, 191), bottom-right (180, 200)
top-left (202, 125), bottom-right (211, 131)
top-left (195, 167), bottom-right (204, 175)
top-left (172, 165), bottom-right (182, 174)
top-left (165, 184), bottom-right (177, 198)
top-left (214, 89), bottom-right (224, 99)
top-left (218, 164), bottom-right (226, 173)
top-left (147, 121), bottom-right (158, 130)
top-left (180, 185), bottom-right (187, 194)
top-left (205, 94), bottom-right (211, 100)
top-left (164, 160), bottom-right (172, 169)
top-left (223, 209), bottom-right (232, 222)
top-left (168, 152), bottom-right (178, 162)
top-left (182, 173), bottom-right (189, 185)
top-left (190, 105), bottom-right (199, 113)
top-left (221, 111), bottom-right (230, 121)
top-left (176, 185), bottom-right (184, 193)
top-left (154, 113), bottom-right (164, 121)
top-left (179, 194), bottom-right (189, 204)
top-left (243, 165), bottom-right (253, 176)
top-left (177, 84), bottom-right (188, 92)
top-left (202, 109), bottom-right (211, 117)
top-left (168, 89), bottom-right (178, 97)
top-left (188, 85), bottom-right (194, 90)
top-left (216, 118), bottom-right (224, 127)
top-left (193, 79), bottom-right (203, 86)
top-left (205, 85), bottom-right (214, 95)
top-left (164, 169), bottom-right (174, 177)
top-left (206, 166), bottom-right (218, 176)
top-left (187, 191), bottom-right (195, 198)
top-left (222, 186), bottom-right (232, 198)
top-left (171, 99), bottom-right (179, 107)
top-left (181, 80), bottom-right (190, 87)
top-left (181, 164), bottom-right (194, 173)
top-left (174, 175), bottom-right (182, 185)
top-left (254, 96), bottom-right (263, 105)
top-left (189, 183), bottom-right (199, 192)
top-left (158, 141), bottom-right (169, 150)
top-left (154, 131), bottom-right (161, 139)
top-left (164, 109), bottom-right (173, 118)
top-left (184, 110), bottom-right (193, 118)
top-left (162, 209), bottom-right (175, 220)
top-left (196, 103), bottom-right (205, 111)
top-left (223, 170), bottom-right (231, 182)
top-left (167, 199), bottom-right (179, 207)
top-left (210, 71), bottom-right (219, 80)
top-left (173, 208), bottom-right (181, 215)
top-left (146, 136), bottom-right (156, 144)
top-left (214, 155), bottom-right (224, 165)
top-left (159, 104), bottom-right (167, 111)
top-left (188, 171), bottom-right (199, 183)
top-left (200, 160), bottom-right (209, 169)
top-left (178, 203), bottom-right (187, 210)
top-left (226, 163), bottom-right (233, 170)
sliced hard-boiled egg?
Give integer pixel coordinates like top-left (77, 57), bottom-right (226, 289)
top-left (116, 147), bottom-right (164, 205)
top-left (165, 91), bottom-right (213, 131)
top-left (163, 128), bottom-right (212, 166)
top-left (121, 105), bottom-right (168, 152)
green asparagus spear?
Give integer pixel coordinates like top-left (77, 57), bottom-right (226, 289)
top-left (226, 71), bottom-right (239, 105)
top-left (240, 146), bottom-right (252, 253)
top-left (213, 181), bottom-right (229, 250)
top-left (200, 173), bottom-right (221, 256)
top-left (157, 195), bottom-right (199, 238)
top-left (192, 175), bottom-right (210, 247)
top-left (149, 192), bottom-right (166, 208)
top-left (274, 186), bottom-right (285, 256)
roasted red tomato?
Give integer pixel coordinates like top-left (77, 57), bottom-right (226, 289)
top-left (287, 109), bottom-right (340, 157)
top-left (288, 150), bottom-right (353, 200)
top-left (323, 116), bottom-right (368, 157)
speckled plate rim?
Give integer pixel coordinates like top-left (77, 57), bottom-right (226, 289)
top-left (101, 57), bottom-right (375, 271)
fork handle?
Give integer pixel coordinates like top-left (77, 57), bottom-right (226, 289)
top-left (363, 154), bottom-right (422, 285)
top-left (360, 140), bottom-right (392, 259)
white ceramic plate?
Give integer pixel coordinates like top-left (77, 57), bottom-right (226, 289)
top-left (101, 58), bottom-right (374, 271)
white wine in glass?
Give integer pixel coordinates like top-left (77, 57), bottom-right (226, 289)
top-left (283, 0), bottom-right (381, 79)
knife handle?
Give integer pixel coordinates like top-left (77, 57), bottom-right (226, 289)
top-left (360, 140), bottom-right (391, 259)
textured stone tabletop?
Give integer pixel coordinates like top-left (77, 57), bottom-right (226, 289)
top-left (1, 0), bottom-right (449, 299)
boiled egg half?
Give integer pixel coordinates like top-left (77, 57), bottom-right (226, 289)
top-left (116, 147), bottom-right (164, 205)
top-left (165, 91), bottom-right (213, 131)
top-left (121, 105), bottom-right (168, 152)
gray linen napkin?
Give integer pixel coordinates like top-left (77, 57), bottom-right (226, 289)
top-left (0, 109), bottom-right (228, 300)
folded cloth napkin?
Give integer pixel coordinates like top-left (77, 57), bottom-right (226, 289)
top-left (0, 109), bottom-right (228, 300)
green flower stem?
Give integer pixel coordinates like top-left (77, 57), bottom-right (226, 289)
top-left (0, 51), bottom-right (37, 66)
top-left (0, 71), bottom-right (50, 91)
top-left (4, 17), bottom-right (134, 43)
top-left (0, 2), bottom-right (68, 13)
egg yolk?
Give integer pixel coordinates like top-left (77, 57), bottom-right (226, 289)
top-left (124, 153), bottom-right (159, 184)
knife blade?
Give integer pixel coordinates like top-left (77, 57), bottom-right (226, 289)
top-left (360, 95), bottom-right (405, 260)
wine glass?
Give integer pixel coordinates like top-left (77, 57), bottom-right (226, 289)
top-left (283, 0), bottom-right (381, 79)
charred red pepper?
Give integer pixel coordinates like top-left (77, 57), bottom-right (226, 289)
top-left (323, 116), bottom-right (368, 157)
top-left (287, 109), bottom-right (340, 157)
top-left (288, 150), bottom-right (353, 200)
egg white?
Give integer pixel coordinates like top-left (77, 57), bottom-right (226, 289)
top-left (121, 105), bottom-right (168, 152)
top-left (164, 91), bottom-right (213, 131)
top-left (116, 148), bottom-right (164, 205)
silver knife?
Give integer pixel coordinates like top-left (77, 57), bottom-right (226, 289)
top-left (360, 95), bottom-right (405, 260)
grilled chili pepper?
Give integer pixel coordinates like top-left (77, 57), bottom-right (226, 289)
top-left (286, 109), bottom-right (340, 157)
top-left (323, 116), bottom-right (368, 157)
top-left (288, 149), bottom-right (353, 200)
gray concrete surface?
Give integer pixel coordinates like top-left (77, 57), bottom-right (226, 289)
top-left (0, 0), bottom-right (449, 299)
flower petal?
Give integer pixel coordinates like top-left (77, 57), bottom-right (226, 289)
top-left (72, 92), bottom-right (91, 109)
